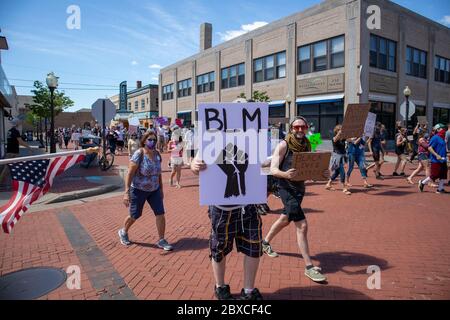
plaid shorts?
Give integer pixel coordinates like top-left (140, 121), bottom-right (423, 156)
top-left (208, 205), bottom-right (263, 263)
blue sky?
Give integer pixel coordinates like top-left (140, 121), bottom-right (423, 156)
top-left (1, 0), bottom-right (449, 112)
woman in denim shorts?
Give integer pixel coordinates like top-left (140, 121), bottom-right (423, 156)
top-left (118, 131), bottom-right (173, 251)
top-left (407, 132), bottom-right (430, 184)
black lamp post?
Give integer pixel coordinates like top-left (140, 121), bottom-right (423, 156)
top-left (46, 72), bottom-right (59, 153)
top-left (403, 86), bottom-right (411, 135)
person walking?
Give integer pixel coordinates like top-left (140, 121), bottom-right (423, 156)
top-left (367, 123), bottom-right (385, 180)
top-left (262, 116), bottom-right (327, 283)
top-left (325, 125), bottom-right (350, 195)
top-left (418, 124), bottom-right (448, 193)
top-left (190, 157), bottom-right (264, 300)
top-left (118, 132), bottom-right (173, 250)
top-left (127, 132), bottom-right (140, 159)
top-left (346, 136), bottom-right (373, 189)
top-left (407, 132), bottom-right (430, 184)
top-left (393, 127), bottom-right (408, 176)
top-left (168, 136), bottom-right (184, 188)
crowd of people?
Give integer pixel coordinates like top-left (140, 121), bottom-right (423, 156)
top-left (116, 114), bottom-right (449, 301)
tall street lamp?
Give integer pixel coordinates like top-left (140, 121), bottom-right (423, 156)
top-left (46, 72), bottom-right (59, 153)
top-left (403, 86), bottom-right (411, 135)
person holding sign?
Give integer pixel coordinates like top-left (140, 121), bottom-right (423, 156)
top-left (325, 125), bottom-right (351, 195)
top-left (262, 116), bottom-right (327, 283)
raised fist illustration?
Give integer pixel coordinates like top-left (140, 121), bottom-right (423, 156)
top-left (216, 143), bottom-right (249, 198)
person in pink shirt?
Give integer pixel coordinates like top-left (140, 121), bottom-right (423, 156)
top-left (168, 136), bottom-right (184, 188)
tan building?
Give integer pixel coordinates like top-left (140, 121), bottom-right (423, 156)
top-left (159, 0), bottom-right (450, 139)
top-left (54, 108), bottom-right (95, 129)
top-left (109, 81), bottom-right (159, 128)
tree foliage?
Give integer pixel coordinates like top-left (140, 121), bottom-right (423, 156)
top-left (238, 90), bottom-right (270, 102)
top-left (25, 81), bottom-right (74, 119)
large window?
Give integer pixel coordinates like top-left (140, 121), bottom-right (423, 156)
top-left (162, 84), bottom-right (174, 101)
top-left (197, 71), bottom-right (215, 94)
top-left (369, 101), bottom-right (396, 139)
top-left (435, 56), bottom-right (450, 84)
top-left (141, 99), bottom-right (145, 110)
top-left (297, 101), bottom-right (344, 139)
top-left (298, 35), bottom-right (345, 74)
top-left (221, 63), bottom-right (245, 89)
top-left (254, 52), bottom-right (286, 83)
top-left (433, 108), bottom-right (450, 125)
top-left (370, 34), bottom-right (397, 72)
top-left (406, 46), bottom-right (427, 79)
top-left (134, 101), bottom-right (138, 111)
top-left (177, 78), bottom-right (192, 98)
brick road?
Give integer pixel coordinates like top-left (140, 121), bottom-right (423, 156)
top-left (1, 151), bottom-right (449, 300)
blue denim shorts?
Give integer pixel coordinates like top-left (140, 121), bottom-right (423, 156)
top-left (129, 187), bottom-right (165, 220)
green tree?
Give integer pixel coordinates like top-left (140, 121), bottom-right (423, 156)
top-left (237, 90), bottom-right (270, 102)
top-left (25, 81), bottom-right (74, 120)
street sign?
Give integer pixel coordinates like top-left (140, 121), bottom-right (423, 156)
top-left (91, 99), bottom-right (116, 124)
top-left (400, 101), bottom-right (416, 120)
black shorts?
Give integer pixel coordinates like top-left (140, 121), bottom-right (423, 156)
top-left (279, 185), bottom-right (306, 222)
top-left (208, 205), bottom-right (262, 263)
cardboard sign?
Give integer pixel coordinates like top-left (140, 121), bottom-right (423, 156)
top-left (417, 116), bottom-right (428, 125)
top-left (341, 104), bottom-right (371, 139)
top-left (291, 152), bottom-right (331, 181)
top-left (198, 103), bottom-right (268, 206)
top-left (363, 112), bottom-right (377, 138)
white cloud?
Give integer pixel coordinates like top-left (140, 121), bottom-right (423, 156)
top-left (151, 77), bottom-right (159, 82)
top-left (440, 15), bottom-right (450, 26)
top-left (131, 60), bottom-right (138, 66)
top-left (218, 21), bottom-right (268, 42)
top-left (149, 64), bottom-right (162, 69)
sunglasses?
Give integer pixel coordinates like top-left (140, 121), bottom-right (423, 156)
top-left (292, 125), bottom-right (308, 130)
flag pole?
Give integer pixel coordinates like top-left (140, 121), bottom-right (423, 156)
top-left (0, 147), bottom-right (99, 166)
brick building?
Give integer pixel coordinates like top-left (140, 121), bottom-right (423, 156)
top-left (159, 0), bottom-right (450, 139)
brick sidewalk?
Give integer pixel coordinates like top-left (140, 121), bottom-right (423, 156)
top-left (1, 152), bottom-right (449, 300)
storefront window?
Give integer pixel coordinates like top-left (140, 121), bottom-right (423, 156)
top-left (433, 108), bottom-right (450, 125)
top-left (369, 101), bottom-right (396, 139)
top-left (297, 101), bottom-right (344, 139)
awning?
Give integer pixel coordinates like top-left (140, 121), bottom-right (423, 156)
top-left (296, 93), bottom-right (344, 104)
top-left (269, 100), bottom-right (286, 107)
top-left (433, 102), bottom-right (450, 109)
top-left (177, 110), bottom-right (192, 115)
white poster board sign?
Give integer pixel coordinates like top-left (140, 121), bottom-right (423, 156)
top-left (198, 103), bottom-right (268, 206)
top-left (364, 112), bottom-right (377, 138)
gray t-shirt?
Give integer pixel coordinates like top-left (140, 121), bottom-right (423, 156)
top-left (446, 130), bottom-right (450, 151)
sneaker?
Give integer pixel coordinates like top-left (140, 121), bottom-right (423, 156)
top-left (418, 180), bottom-right (424, 193)
top-left (240, 288), bottom-right (263, 300)
top-left (118, 229), bottom-right (131, 246)
top-left (157, 238), bottom-right (173, 251)
top-left (393, 172), bottom-right (399, 176)
top-left (399, 172), bottom-right (406, 176)
top-left (375, 174), bottom-right (384, 180)
top-left (215, 285), bottom-right (235, 300)
top-left (304, 266), bottom-right (327, 282)
top-left (436, 189), bottom-right (448, 194)
top-left (262, 241), bottom-right (279, 258)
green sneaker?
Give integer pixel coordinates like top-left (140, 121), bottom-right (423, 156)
top-left (262, 241), bottom-right (279, 258)
top-left (304, 266), bottom-right (327, 282)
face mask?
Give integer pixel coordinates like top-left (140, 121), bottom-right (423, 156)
top-left (146, 139), bottom-right (156, 149)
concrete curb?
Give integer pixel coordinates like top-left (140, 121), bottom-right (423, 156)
top-left (44, 184), bottom-right (121, 204)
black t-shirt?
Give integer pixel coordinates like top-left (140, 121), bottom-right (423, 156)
top-left (333, 139), bottom-right (346, 155)
top-left (7, 127), bottom-right (21, 154)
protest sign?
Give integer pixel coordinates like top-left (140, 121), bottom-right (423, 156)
top-left (341, 104), bottom-right (371, 139)
top-left (364, 112), bottom-right (377, 138)
top-left (417, 116), bottom-right (428, 125)
top-left (291, 152), bottom-right (331, 181)
top-left (198, 102), bottom-right (268, 206)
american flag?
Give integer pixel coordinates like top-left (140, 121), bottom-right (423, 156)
top-left (0, 153), bottom-right (85, 234)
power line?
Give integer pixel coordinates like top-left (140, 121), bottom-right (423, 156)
top-left (12, 85), bottom-right (123, 91)
top-left (9, 78), bottom-right (121, 87)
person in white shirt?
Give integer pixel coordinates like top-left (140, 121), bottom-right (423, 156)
top-left (71, 129), bottom-right (81, 150)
